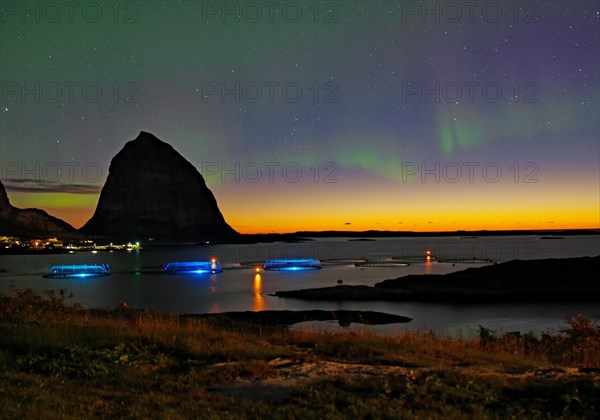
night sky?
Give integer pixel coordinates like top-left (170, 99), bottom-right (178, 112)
top-left (1, 1), bottom-right (598, 233)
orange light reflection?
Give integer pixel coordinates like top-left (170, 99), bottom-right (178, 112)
top-left (253, 273), bottom-right (265, 311)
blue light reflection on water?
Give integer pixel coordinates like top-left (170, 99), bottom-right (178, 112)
top-left (1, 236), bottom-right (599, 336)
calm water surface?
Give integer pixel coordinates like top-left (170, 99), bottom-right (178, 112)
top-left (1, 236), bottom-right (598, 336)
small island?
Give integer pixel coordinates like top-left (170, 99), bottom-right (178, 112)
top-left (274, 256), bottom-right (600, 302)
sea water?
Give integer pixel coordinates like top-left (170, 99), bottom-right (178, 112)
top-left (1, 235), bottom-right (598, 336)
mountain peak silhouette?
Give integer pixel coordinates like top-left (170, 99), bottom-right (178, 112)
top-left (82, 131), bottom-right (237, 241)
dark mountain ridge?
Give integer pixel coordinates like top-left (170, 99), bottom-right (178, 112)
top-left (0, 181), bottom-right (77, 238)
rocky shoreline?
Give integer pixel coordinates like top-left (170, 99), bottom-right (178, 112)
top-left (185, 310), bottom-right (412, 327)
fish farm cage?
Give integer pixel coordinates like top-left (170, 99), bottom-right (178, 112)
top-left (263, 259), bottom-right (322, 271)
top-left (354, 261), bottom-right (410, 268)
top-left (320, 258), bottom-right (369, 266)
top-left (43, 264), bottom-right (111, 278)
top-left (392, 255), bottom-right (438, 262)
top-left (436, 258), bottom-right (494, 264)
top-left (162, 261), bottom-right (223, 274)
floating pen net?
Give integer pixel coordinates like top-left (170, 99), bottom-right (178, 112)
top-left (354, 261), bottom-right (409, 268)
top-left (392, 255), bottom-right (438, 262)
top-left (436, 258), bottom-right (493, 264)
top-left (43, 264), bottom-right (111, 278)
top-left (162, 261), bottom-right (223, 274)
top-left (264, 259), bottom-right (322, 271)
top-left (320, 258), bottom-right (369, 265)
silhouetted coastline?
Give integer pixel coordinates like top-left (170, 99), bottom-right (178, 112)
top-left (273, 256), bottom-right (600, 303)
top-left (184, 310), bottom-right (412, 327)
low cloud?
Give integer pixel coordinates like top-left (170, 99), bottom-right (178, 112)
top-left (2, 179), bottom-right (101, 194)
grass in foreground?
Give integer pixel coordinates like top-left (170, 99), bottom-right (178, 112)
top-left (0, 288), bottom-right (599, 419)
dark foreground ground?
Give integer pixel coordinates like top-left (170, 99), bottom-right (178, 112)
top-left (1, 288), bottom-right (599, 419)
top-left (274, 256), bottom-right (600, 302)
